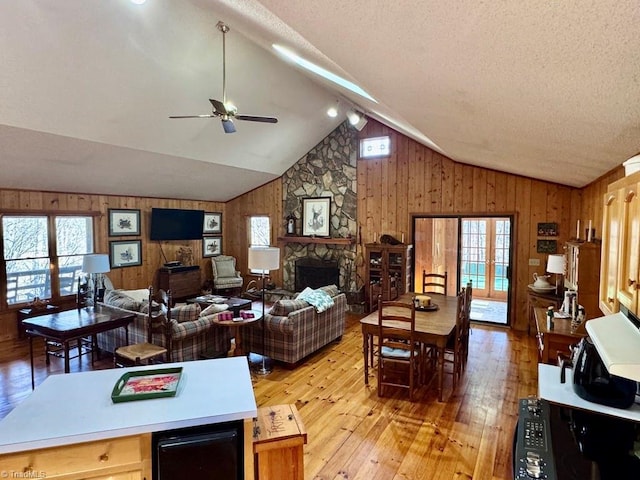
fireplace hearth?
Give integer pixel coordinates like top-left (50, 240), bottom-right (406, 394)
top-left (295, 258), bottom-right (340, 291)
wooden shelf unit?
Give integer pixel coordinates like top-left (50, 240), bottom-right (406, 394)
top-left (365, 243), bottom-right (412, 312)
top-left (563, 240), bottom-right (601, 320)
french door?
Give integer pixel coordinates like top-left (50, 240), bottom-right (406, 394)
top-left (460, 218), bottom-right (510, 300)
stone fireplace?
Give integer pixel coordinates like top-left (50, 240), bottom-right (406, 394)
top-left (280, 122), bottom-right (360, 295)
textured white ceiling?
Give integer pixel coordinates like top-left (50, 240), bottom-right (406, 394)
top-left (1, 1), bottom-right (639, 201)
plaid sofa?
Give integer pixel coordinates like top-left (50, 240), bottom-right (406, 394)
top-left (243, 285), bottom-right (346, 366)
top-left (95, 290), bottom-right (231, 362)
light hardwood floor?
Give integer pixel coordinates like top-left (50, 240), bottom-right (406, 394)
top-left (0, 312), bottom-right (539, 479)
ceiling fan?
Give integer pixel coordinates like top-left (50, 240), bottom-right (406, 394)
top-left (169, 21), bottom-right (278, 134)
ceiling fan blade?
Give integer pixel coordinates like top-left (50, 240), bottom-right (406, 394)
top-left (222, 119), bottom-right (236, 134)
top-left (169, 115), bottom-right (216, 119)
top-left (209, 99), bottom-right (228, 116)
top-left (235, 115), bottom-right (278, 124)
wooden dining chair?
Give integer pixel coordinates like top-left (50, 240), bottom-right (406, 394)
top-left (422, 270), bottom-right (448, 295)
top-left (443, 289), bottom-right (466, 387)
top-left (376, 295), bottom-right (421, 401)
top-left (114, 287), bottom-right (172, 367)
top-left (461, 281), bottom-right (473, 369)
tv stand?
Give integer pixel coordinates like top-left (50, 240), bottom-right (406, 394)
top-left (158, 266), bottom-right (201, 301)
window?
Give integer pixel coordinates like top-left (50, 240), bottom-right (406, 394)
top-left (2, 214), bottom-right (94, 306)
top-left (249, 216), bottom-right (271, 274)
top-left (360, 136), bottom-right (390, 158)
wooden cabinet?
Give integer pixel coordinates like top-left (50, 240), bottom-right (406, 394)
top-left (158, 266), bottom-right (201, 301)
top-left (601, 171), bottom-right (640, 317)
top-left (365, 243), bottom-right (412, 312)
top-left (527, 290), bottom-right (562, 336)
top-left (600, 191), bottom-right (623, 315)
top-left (0, 434), bottom-right (151, 479)
top-left (563, 240), bottom-right (601, 320)
top-left (253, 404), bottom-right (306, 480)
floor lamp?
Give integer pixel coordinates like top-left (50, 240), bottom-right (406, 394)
top-left (82, 254), bottom-right (111, 306)
top-left (248, 246), bottom-right (280, 375)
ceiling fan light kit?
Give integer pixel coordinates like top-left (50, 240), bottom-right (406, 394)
top-left (169, 21), bottom-right (278, 134)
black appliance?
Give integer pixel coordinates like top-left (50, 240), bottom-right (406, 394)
top-left (560, 336), bottom-right (637, 409)
top-left (152, 420), bottom-right (244, 480)
top-left (513, 398), bottom-right (640, 480)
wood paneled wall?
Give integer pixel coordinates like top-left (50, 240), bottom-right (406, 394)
top-left (0, 189), bottom-right (224, 340)
top-left (224, 179), bottom-right (283, 288)
top-left (576, 166), bottom-right (625, 239)
top-left (357, 121), bottom-right (582, 330)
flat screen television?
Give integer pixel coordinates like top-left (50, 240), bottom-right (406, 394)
top-left (150, 208), bottom-right (204, 241)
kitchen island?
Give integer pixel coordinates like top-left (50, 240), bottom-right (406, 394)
top-left (0, 357), bottom-right (257, 479)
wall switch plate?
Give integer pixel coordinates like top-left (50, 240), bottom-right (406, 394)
top-left (529, 258), bottom-right (541, 266)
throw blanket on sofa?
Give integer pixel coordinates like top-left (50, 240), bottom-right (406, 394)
top-left (296, 287), bottom-right (335, 313)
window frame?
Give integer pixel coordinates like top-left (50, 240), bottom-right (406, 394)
top-left (248, 215), bottom-right (272, 275)
top-left (0, 210), bottom-right (98, 309)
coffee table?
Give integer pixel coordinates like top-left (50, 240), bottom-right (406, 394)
top-left (211, 309), bottom-right (262, 357)
top-left (22, 305), bottom-right (135, 389)
top-left (186, 296), bottom-right (252, 316)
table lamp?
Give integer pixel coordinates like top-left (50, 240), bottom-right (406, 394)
top-left (546, 254), bottom-right (566, 296)
top-left (82, 254), bottom-right (111, 305)
top-left (248, 246), bottom-right (280, 375)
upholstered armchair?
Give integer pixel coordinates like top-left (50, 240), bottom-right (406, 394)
top-left (211, 255), bottom-right (243, 293)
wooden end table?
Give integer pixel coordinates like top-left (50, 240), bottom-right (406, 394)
top-left (212, 309), bottom-right (262, 357)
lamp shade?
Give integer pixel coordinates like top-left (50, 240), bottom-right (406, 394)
top-left (82, 254), bottom-right (111, 274)
top-left (546, 254), bottom-right (566, 274)
top-left (248, 247), bottom-right (280, 271)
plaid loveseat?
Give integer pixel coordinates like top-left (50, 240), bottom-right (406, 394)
top-left (96, 289), bottom-right (231, 362)
top-left (243, 285), bottom-right (346, 366)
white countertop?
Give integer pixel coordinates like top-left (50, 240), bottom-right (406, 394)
top-left (0, 357), bottom-right (257, 454)
top-left (538, 363), bottom-right (640, 422)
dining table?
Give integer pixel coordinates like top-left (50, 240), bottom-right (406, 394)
top-left (360, 293), bottom-right (457, 401)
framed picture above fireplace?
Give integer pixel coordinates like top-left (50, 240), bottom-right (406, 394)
top-left (302, 197), bottom-right (331, 237)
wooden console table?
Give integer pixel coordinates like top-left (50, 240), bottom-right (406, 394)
top-left (534, 307), bottom-right (586, 364)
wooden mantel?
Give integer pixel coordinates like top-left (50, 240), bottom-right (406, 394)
top-left (277, 236), bottom-right (355, 245)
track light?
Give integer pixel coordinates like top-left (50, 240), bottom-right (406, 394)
top-left (347, 109), bottom-right (361, 125)
top-left (327, 105), bottom-right (338, 118)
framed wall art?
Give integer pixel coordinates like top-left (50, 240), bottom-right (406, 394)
top-left (203, 212), bottom-right (222, 235)
top-left (537, 222), bottom-right (558, 237)
top-left (302, 197), bottom-right (331, 237)
top-left (536, 239), bottom-right (557, 254)
top-left (108, 209), bottom-right (141, 237)
top-left (203, 236), bottom-right (222, 257)
top-left (110, 240), bottom-right (142, 268)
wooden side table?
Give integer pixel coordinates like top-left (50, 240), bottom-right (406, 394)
top-left (253, 404), bottom-right (307, 480)
top-left (17, 304), bottom-right (60, 339)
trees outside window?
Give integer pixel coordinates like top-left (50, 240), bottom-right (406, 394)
top-left (2, 215), bottom-right (94, 305)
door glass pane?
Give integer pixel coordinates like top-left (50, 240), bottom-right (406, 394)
top-left (494, 220), bottom-right (510, 292)
top-left (461, 219), bottom-right (487, 290)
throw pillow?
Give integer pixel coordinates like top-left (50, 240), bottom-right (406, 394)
top-left (201, 303), bottom-right (229, 316)
top-left (216, 259), bottom-right (236, 278)
top-left (296, 287), bottom-right (335, 313)
top-left (269, 299), bottom-right (310, 316)
top-left (103, 290), bottom-right (141, 312)
top-left (171, 303), bottom-right (201, 323)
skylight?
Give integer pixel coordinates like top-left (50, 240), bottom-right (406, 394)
top-left (273, 44), bottom-right (377, 103)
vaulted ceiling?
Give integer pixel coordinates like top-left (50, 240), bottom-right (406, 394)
top-left (1, 1), bottom-right (639, 202)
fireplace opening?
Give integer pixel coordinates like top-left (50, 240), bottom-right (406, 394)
top-left (295, 258), bottom-right (340, 292)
